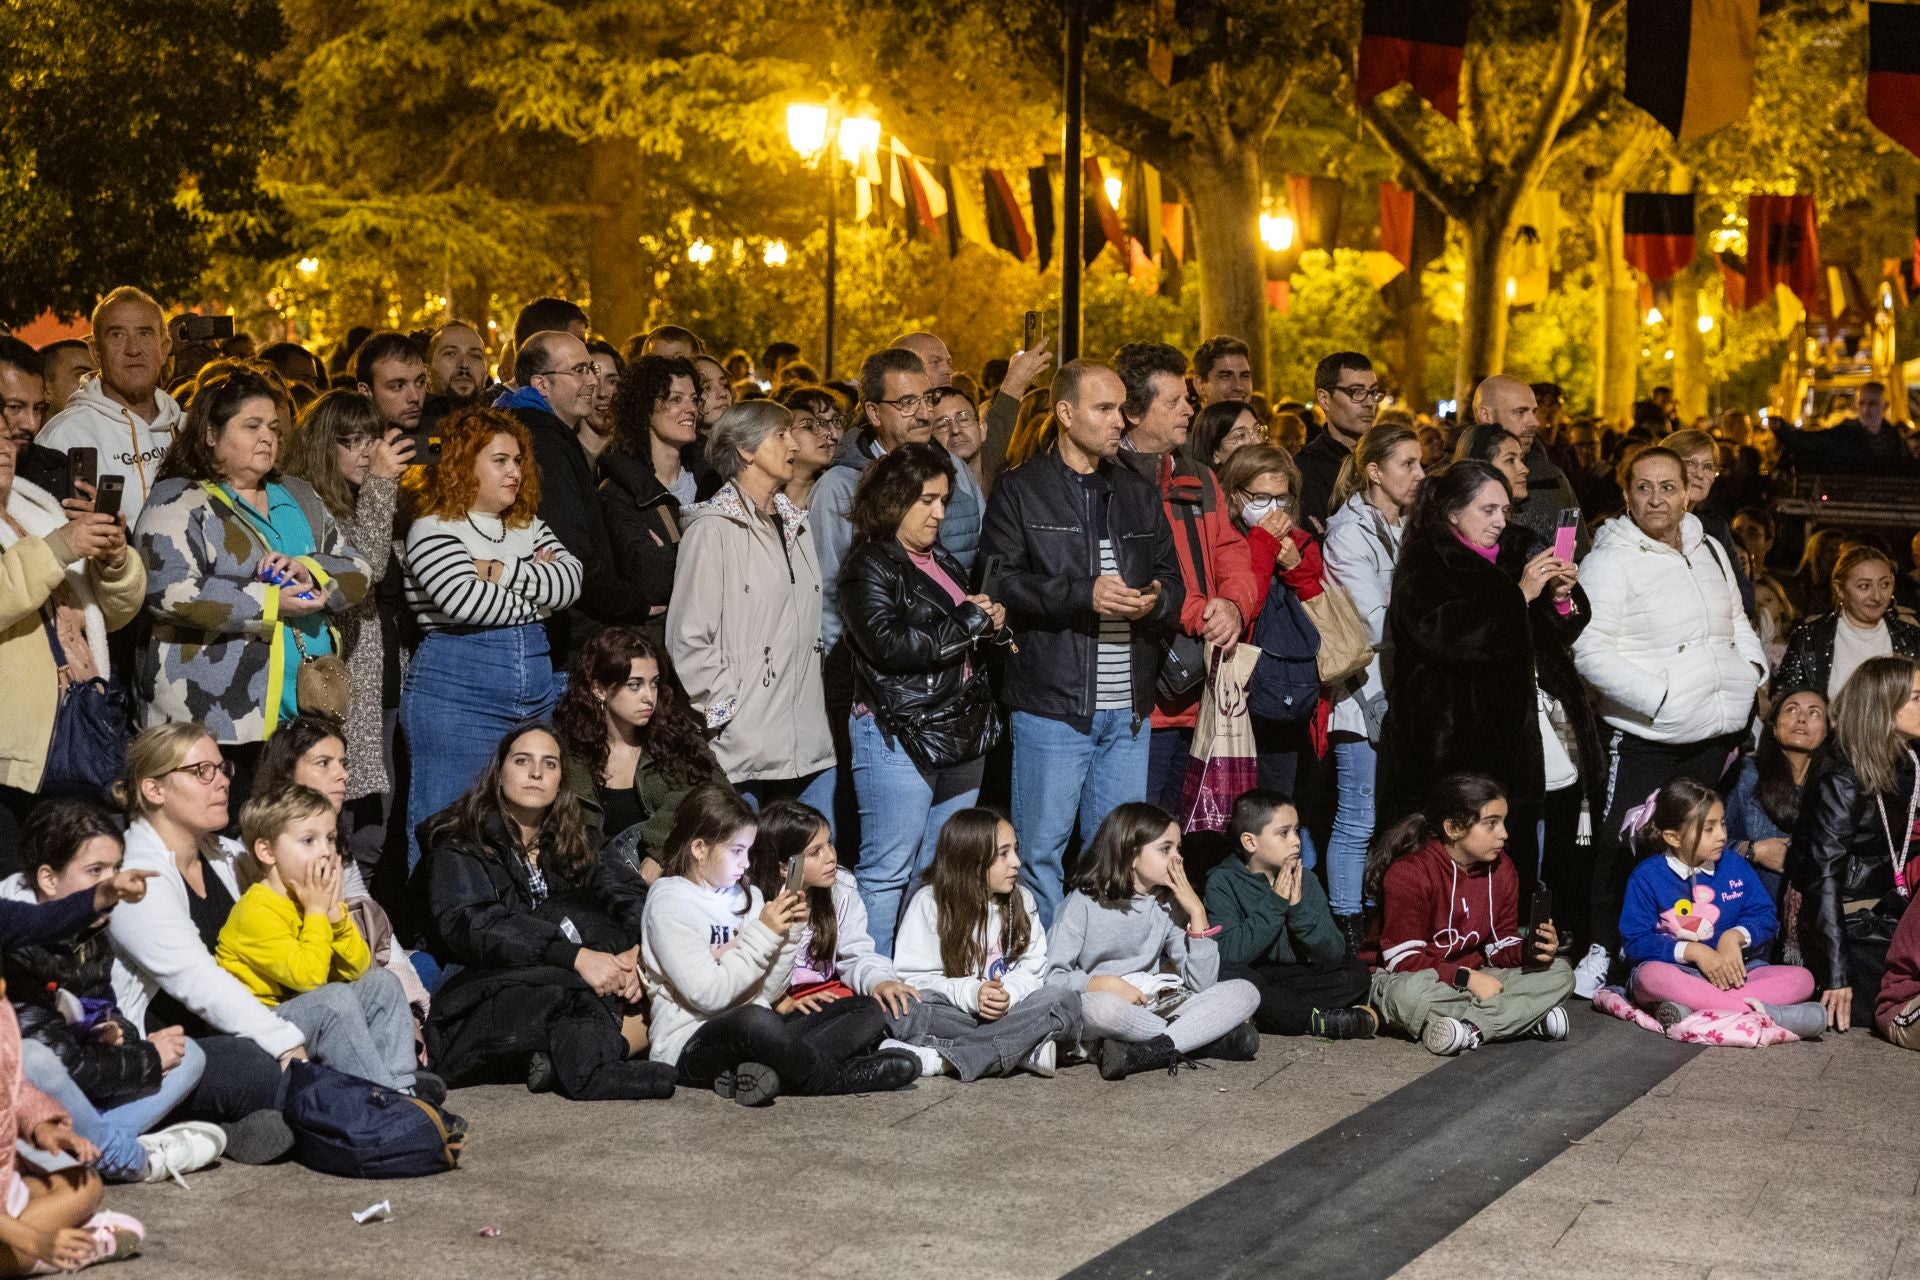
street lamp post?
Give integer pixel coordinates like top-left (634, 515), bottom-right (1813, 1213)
top-left (788, 104), bottom-right (878, 382)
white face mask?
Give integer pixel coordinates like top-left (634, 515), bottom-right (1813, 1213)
top-left (1242, 495), bottom-right (1289, 522)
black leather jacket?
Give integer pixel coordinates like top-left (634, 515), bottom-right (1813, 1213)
top-left (7, 922), bottom-right (162, 1105)
top-left (1786, 746), bottom-right (1917, 994)
top-left (840, 540), bottom-right (995, 768)
top-left (977, 448), bottom-right (1183, 721)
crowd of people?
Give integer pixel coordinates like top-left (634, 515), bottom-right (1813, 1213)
top-left (0, 285), bottom-right (1917, 1270)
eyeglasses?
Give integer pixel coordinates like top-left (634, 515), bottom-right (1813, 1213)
top-left (168, 759), bottom-right (236, 785)
top-left (336, 433), bottom-right (377, 451)
top-left (872, 394), bottom-right (928, 415)
top-left (1684, 459), bottom-right (1718, 477)
top-left (1329, 384), bottom-right (1387, 405)
top-left (932, 411), bottom-right (979, 433)
top-left (538, 363), bottom-right (600, 382)
top-left (793, 415), bottom-right (842, 435)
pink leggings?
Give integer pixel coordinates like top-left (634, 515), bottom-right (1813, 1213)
top-left (1629, 961), bottom-right (1815, 1014)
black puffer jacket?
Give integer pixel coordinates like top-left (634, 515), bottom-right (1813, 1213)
top-left (598, 449), bottom-right (685, 620)
top-left (7, 922), bottom-right (162, 1105)
top-left (1786, 746), bottom-right (1917, 1002)
top-left (840, 539), bottom-right (996, 770)
top-left (977, 448), bottom-right (1183, 721)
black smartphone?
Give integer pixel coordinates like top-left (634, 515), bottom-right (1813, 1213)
top-left (94, 475), bottom-right (125, 520)
top-left (1022, 310), bottom-right (1042, 352)
top-left (404, 428), bottom-right (440, 463)
top-left (66, 447), bottom-right (97, 495)
top-left (1524, 886), bottom-right (1554, 971)
top-left (179, 315), bottom-right (234, 343)
top-left (972, 553), bottom-right (1004, 598)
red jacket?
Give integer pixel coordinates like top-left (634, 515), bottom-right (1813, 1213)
top-left (1367, 839), bottom-right (1525, 984)
top-left (1130, 453), bottom-right (1262, 730)
top-left (1876, 892), bottom-right (1920, 1033)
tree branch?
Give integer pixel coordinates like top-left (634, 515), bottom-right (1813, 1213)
top-left (1509, 0), bottom-right (1596, 191)
top-left (1362, 98), bottom-right (1463, 219)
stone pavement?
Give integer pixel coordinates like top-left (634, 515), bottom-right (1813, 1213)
top-left (102, 1007), bottom-right (1920, 1280)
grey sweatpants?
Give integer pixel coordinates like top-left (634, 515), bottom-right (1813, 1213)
top-left (886, 987), bottom-right (1082, 1082)
top-left (277, 967), bottom-right (418, 1092)
top-left (1080, 979), bottom-right (1261, 1054)
top-left (1369, 958), bottom-right (1574, 1043)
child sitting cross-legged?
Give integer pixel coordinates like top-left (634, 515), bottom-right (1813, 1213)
top-left (1044, 804), bottom-right (1262, 1080)
top-left (215, 788), bottom-right (437, 1099)
top-left (1364, 773), bottom-right (1574, 1055)
top-left (1619, 778), bottom-right (1825, 1037)
top-left (1204, 789), bottom-right (1377, 1040)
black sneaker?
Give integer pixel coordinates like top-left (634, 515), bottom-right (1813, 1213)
top-left (1333, 913), bottom-right (1368, 957)
top-left (835, 1050), bottom-right (921, 1095)
top-left (220, 1109), bottom-right (294, 1165)
top-left (1310, 1005), bottom-right (1380, 1040)
top-left (713, 1061), bottom-right (781, 1107)
top-left (526, 1051), bottom-right (557, 1094)
top-left (1197, 1021), bottom-right (1261, 1061)
top-left (411, 1070), bottom-right (449, 1107)
top-left (1097, 1033), bottom-right (1186, 1081)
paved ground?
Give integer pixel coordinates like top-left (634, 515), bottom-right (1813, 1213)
top-left (101, 1007), bottom-right (1920, 1280)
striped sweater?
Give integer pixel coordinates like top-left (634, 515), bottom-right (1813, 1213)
top-left (403, 512), bottom-right (582, 631)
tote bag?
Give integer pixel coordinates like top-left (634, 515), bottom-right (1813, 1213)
top-left (1179, 643), bottom-right (1261, 832)
top-left (1302, 581), bottom-right (1372, 685)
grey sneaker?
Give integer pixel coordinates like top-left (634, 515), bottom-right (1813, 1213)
top-left (1527, 1006), bottom-right (1570, 1041)
top-left (1654, 1000), bottom-right (1694, 1030)
top-left (1421, 1016), bottom-right (1482, 1056)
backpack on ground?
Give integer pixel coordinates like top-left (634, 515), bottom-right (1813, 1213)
top-left (282, 1060), bottom-right (467, 1178)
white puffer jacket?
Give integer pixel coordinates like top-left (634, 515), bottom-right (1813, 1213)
top-left (1573, 513), bottom-right (1767, 744)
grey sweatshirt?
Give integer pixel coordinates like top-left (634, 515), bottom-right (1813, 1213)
top-left (1041, 891), bottom-right (1220, 993)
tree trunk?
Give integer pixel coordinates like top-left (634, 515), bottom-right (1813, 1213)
top-left (1672, 273), bottom-right (1708, 421)
top-left (1176, 143), bottom-right (1270, 395)
top-left (585, 138), bottom-right (650, 348)
top-left (1591, 191), bottom-right (1640, 423)
top-left (451, 270), bottom-right (490, 333)
top-left (1455, 199), bottom-right (1513, 405)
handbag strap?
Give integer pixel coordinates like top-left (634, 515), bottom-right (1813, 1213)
top-left (1167, 465), bottom-right (1211, 598)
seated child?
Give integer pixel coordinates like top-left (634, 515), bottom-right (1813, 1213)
top-left (1620, 778), bottom-right (1825, 1037)
top-left (1044, 804), bottom-right (1261, 1080)
top-left (760, 804), bottom-right (1079, 1080)
top-left (1877, 890), bottom-right (1920, 1048)
top-left (1204, 789), bottom-right (1376, 1039)
top-left (5, 799), bottom-right (225, 1186)
top-left (0, 995), bottom-right (142, 1274)
top-left (1364, 773), bottom-right (1573, 1055)
top-left (215, 788), bottom-right (429, 1098)
top-left (642, 786), bottom-right (918, 1106)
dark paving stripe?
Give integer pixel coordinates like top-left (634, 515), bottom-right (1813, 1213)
top-left (1063, 1006), bottom-right (1699, 1280)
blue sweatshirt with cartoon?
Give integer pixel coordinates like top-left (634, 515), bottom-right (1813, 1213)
top-left (1619, 848), bottom-right (1778, 968)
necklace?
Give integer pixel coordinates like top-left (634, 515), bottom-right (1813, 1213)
top-left (1874, 746), bottom-right (1920, 898)
top-left (466, 513), bottom-right (506, 545)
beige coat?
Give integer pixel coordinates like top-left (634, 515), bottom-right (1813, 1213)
top-left (665, 481), bottom-right (833, 783)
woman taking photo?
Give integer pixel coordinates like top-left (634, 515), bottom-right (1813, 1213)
top-left (0, 432), bottom-right (143, 853)
top-left (1774, 546), bottom-right (1920, 703)
top-left (400, 406), bottom-right (581, 868)
top-left (666, 401), bottom-right (835, 814)
top-left (776, 385), bottom-right (844, 511)
top-left (1727, 689), bottom-right (1827, 906)
top-left (839, 442), bottom-right (1005, 955)
top-left (1574, 446), bottom-right (1767, 987)
top-left (554, 625), bottom-right (729, 872)
top-left (603, 355), bottom-right (703, 627)
top-left (1320, 423), bottom-right (1424, 948)
top-left (277, 389), bottom-right (414, 870)
top-left (1379, 461), bottom-right (1580, 916)
top-left (417, 723), bottom-right (675, 1100)
top-left (1787, 654), bottom-right (1920, 1031)
top-left (137, 368), bottom-right (371, 787)
top-left (107, 723), bottom-right (304, 1161)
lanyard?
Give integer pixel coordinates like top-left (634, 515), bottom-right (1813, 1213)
top-left (1874, 747), bottom-right (1920, 898)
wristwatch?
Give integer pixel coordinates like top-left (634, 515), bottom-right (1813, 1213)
top-left (1451, 967), bottom-right (1472, 991)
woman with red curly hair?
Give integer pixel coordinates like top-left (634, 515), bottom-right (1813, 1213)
top-left (399, 406), bottom-right (582, 869)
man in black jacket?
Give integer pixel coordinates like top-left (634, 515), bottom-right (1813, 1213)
top-left (500, 330), bottom-right (649, 666)
top-left (978, 359), bottom-right (1183, 926)
top-left (1298, 351), bottom-right (1380, 535)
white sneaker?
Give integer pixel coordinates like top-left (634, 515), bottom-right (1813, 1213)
top-left (1421, 1016), bottom-right (1482, 1056)
top-left (1020, 1039), bottom-right (1057, 1078)
top-left (1572, 944), bottom-right (1612, 999)
top-left (1528, 1006), bottom-right (1570, 1041)
top-left (880, 1038), bottom-right (945, 1078)
top-left (138, 1121), bottom-right (227, 1188)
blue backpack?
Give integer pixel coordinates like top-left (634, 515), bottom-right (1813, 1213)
top-left (1245, 577), bottom-right (1321, 724)
top-left (283, 1060), bottom-right (468, 1179)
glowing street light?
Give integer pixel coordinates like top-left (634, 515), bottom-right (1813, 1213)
top-left (688, 239), bottom-right (715, 265)
top-left (1104, 175), bottom-right (1123, 209)
top-left (786, 104), bottom-right (829, 162)
top-left (1259, 213), bottom-right (1296, 253)
top-left (1697, 313), bottom-right (1714, 334)
top-left (838, 116), bottom-right (881, 166)
top-left (296, 257), bottom-right (320, 278)
top-left (764, 240), bottom-right (789, 267)
top-left (1645, 307), bottom-right (1664, 326)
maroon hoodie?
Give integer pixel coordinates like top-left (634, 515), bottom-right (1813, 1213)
top-left (1875, 893), bottom-right (1920, 1033)
top-left (1368, 839), bottom-right (1524, 985)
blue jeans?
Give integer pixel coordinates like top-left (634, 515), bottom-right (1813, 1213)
top-left (848, 713), bottom-right (985, 956)
top-left (400, 624), bottom-right (560, 869)
top-left (737, 768), bottom-right (838, 836)
top-left (1147, 726), bottom-right (1194, 812)
top-left (1327, 733), bottom-right (1376, 916)
top-left (20, 1036), bottom-right (206, 1182)
top-left (1010, 709), bottom-right (1149, 927)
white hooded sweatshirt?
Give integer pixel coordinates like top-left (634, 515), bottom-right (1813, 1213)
top-left (37, 378), bottom-right (183, 528)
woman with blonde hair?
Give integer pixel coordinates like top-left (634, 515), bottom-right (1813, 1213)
top-left (1319, 423), bottom-right (1424, 945)
top-left (1787, 654), bottom-right (1920, 1031)
top-left (1774, 545), bottom-right (1920, 702)
top-left (1659, 426), bottom-right (1751, 614)
top-left (399, 406), bottom-right (582, 867)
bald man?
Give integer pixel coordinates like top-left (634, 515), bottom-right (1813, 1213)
top-left (1473, 374), bottom-right (1585, 557)
top-left (891, 332), bottom-right (953, 389)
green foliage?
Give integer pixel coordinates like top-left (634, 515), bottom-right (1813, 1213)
top-left (1269, 251), bottom-right (1391, 403)
top-left (0, 0), bottom-right (287, 325)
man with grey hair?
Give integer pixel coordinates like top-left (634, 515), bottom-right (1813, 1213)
top-left (1473, 373), bottom-right (1584, 556)
top-left (38, 286), bottom-right (182, 526)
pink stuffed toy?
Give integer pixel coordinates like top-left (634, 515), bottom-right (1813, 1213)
top-left (1658, 885), bottom-right (1719, 943)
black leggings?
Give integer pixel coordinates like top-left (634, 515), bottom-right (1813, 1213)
top-left (1225, 958), bottom-right (1372, 1036)
top-left (678, 997), bottom-right (887, 1095)
top-left (181, 1034), bottom-right (285, 1123)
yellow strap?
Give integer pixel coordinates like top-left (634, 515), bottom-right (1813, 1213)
top-left (201, 483), bottom-right (308, 738)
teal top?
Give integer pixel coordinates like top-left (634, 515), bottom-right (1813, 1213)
top-left (224, 480), bottom-right (335, 718)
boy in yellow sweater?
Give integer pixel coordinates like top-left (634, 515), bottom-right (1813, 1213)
top-left (216, 788), bottom-right (433, 1098)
